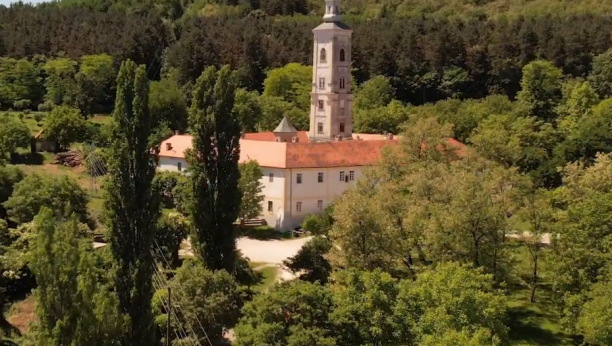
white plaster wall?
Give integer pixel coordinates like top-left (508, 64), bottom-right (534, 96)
top-left (158, 157), bottom-right (188, 172)
top-left (260, 167), bottom-right (286, 230)
top-left (278, 166), bottom-right (364, 231)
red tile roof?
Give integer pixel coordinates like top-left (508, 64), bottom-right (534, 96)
top-left (159, 132), bottom-right (465, 169)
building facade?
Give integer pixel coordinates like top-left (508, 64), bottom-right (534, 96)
top-left (156, 0), bottom-right (464, 231)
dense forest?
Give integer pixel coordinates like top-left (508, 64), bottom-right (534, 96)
top-left (2, 0), bottom-right (612, 345)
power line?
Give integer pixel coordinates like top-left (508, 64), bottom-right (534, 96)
top-left (152, 242), bottom-right (215, 346)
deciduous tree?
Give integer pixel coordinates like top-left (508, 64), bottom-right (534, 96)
top-left (43, 105), bottom-right (88, 151)
top-left (238, 160), bottom-right (264, 223)
top-left (105, 60), bottom-right (160, 346)
top-left (26, 208), bottom-right (123, 346)
top-left (3, 173), bottom-right (89, 225)
top-left (0, 114), bottom-right (30, 163)
top-left (187, 65), bottom-right (241, 272)
top-left (517, 60), bottom-right (563, 122)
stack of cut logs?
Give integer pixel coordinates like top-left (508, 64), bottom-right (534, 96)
top-left (53, 151), bottom-right (84, 167)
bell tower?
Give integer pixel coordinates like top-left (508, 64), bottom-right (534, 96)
top-left (308, 0), bottom-right (353, 141)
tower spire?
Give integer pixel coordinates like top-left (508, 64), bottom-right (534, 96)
top-left (323, 0), bottom-right (341, 22)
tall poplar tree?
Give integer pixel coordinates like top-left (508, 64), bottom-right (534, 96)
top-left (187, 65), bottom-right (241, 272)
top-left (105, 60), bottom-right (160, 346)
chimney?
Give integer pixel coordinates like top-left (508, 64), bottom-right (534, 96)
top-left (165, 142), bottom-right (172, 151)
top-left (292, 136), bottom-right (298, 143)
top-left (175, 130), bottom-right (180, 135)
top-left (388, 134), bottom-right (394, 140)
top-left (335, 135), bottom-right (342, 141)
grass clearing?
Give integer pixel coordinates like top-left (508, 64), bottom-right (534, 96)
top-left (507, 284), bottom-right (576, 346)
top-left (252, 266), bottom-right (278, 293)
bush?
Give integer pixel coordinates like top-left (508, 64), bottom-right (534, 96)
top-left (13, 99), bottom-right (31, 110)
top-left (37, 101), bottom-right (54, 112)
top-left (153, 171), bottom-right (185, 208)
top-left (34, 113), bottom-right (43, 125)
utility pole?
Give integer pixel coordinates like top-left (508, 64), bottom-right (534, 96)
top-left (167, 286), bottom-right (171, 346)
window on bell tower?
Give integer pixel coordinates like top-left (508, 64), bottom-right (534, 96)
top-left (340, 49), bottom-right (346, 62)
top-left (320, 48), bottom-right (326, 63)
top-left (319, 77), bottom-right (325, 89)
top-left (318, 100), bottom-right (324, 110)
top-left (339, 78), bottom-right (345, 89)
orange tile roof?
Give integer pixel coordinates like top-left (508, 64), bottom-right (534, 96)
top-left (159, 132), bottom-right (465, 169)
top-left (285, 140), bottom-right (397, 168)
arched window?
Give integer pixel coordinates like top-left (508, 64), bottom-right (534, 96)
top-left (320, 48), bottom-right (327, 62)
top-left (339, 49), bottom-right (346, 62)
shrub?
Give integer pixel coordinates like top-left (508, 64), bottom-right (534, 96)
top-left (37, 101), bottom-right (54, 112)
top-left (13, 99), bottom-right (31, 110)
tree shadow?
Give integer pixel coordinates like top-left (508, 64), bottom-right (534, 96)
top-left (506, 283), bottom-right (579, 346)
top-left (236, 225), bottom-right (294, 241)
top-left (10, 152), bottom-right (44, 165)
top-left (506, 307), bottom-right (563, 345)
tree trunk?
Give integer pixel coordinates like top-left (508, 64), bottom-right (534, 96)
top-left (530, 248), bottom-right (538, 303)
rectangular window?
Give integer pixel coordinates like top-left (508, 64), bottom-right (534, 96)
top-left (319, 77), bottom-right (325, 89)
top-left (349, 170), bottom-right (355, 181)
top-left (269, 173), bottom-right (274, 182)
top-left (296, 173), bottom-right (302, 184)
top-left (177, 162), bottom-right (182, 172)
top-left (268, 201), bottom-right (273, 212)
top-left (340, 99), bottom-right (345, 109)
top-left (339, 78), bottom-right (345, 89)
top-left (317, 122), bottom-right (324, 134)
top-left (318, 172), bottom-right (324, 183)
top-left (317, 200), bottom-right (323, 210)
top-left (339, 171), bottom-right (345, 181)
top-left (296, 202), bottom-right (302, 212)
top-left (318, 100), bottom-right (324, 110)
top-left (339, 122), bottom-right (345, 133)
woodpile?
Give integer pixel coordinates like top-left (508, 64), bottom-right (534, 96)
top-left (53, 151), bottom-right (84, 167)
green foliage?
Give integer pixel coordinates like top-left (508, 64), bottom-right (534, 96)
top-left (43, 105), bottom-right (88, 150)
top-left (155, 211), bottom-right (189, 267)
top-left (167, 260), bottom-right (242, 343)
top-left (233, 88), bottom-right (262, 132)
top-left (576, 278), bottom-right (612, 345)
top-left (3, 173), bottom-right (90, 225)
top-left (331, 269), bottom-right (400, 345)
top-left (238, 160), bottom-right (264, 221)
top-left (152, 171), bottom-right (185, 208)
top-left (398, 262), bottom-right (508, 345)
top-left (257, 94), bottom-right (308, 131)
top-left (0, 58), bottom-right (43, 107)
top-left (149, 75), bottom-right (188, 131)
top-left (353, 75), bottom-right (396, 111)
top-left (234, 280), bottom-right (336, 346)
top-left (549, 153), bottom-right (612, 330)
top-left (301, 203), bottom-right (334, 236)
top-left (186, 65), bottom-right (241, 272)
top-left (588, 49), bottom-right (612, 99)
top-left (0, 113), bottom-right (31, 163)
top-left (43, 58), bottom-right (78, 106)
top-left (26, 208), bottom-right (124, 346)
top-left (73, 54), bottom-right (115, 115)
top-left (517, 60), bottom-right (563, 123)
top-left (284, 236), bottom-right (332, 284)
top-left (557, 81), bottom-right (598, 134)
top-left (263, 63), bottom-right (311, 111)
top-left (0, 165), bottom-right (25, 219)
top-left (105, 60), bottom-right (160, 346)
top-left (12, 99), bottom-right (31, 110)
top-left (353, 99), bottom-right (410, 134)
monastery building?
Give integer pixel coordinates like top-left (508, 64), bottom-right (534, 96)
top-left (158, 0), bottom-right (460, 230)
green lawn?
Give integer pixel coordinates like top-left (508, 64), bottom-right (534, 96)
top-left (252, 266), bottom-right (278, 293)
top-left (507, 284), bottom-right (576, 346)
top-left (505, 238), bottom-right (579, 346)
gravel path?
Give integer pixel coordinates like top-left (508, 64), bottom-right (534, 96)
top-left (179, 236), bottom-right (313, 283)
